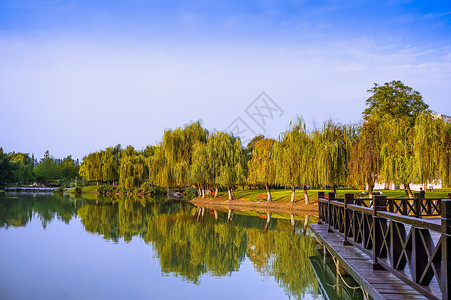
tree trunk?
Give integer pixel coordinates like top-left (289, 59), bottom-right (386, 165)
top-left (227, 209), bottom-right (233, 223)
top-left (303, 185), bottom-right (310, 204)
top-left (368, 184), bottom-right (374, 199)
top-left (265, 183), bottom-right (272, 201)
top-left (265, 213), bottom-right (271, 231)
top-left (214, 186), bottom-right (219, 198)
top-left (331, 185), bottom-right (336, 193)
top-left (290, 186), bottom-right (295, 202)
top-left (97, 181), bottom-right (99, 186)
top-left (196, 207), bottom-right (201, 221)
top-left (214, 210), bottom-right (218, 223)
top-left (303, 215), bottom-right (309, 235)
top-left (228, 188), bottom-right (234, 200)
top-left (406, 183), bottom-right (414, 199)
top-left (201, 188), bottom-right (205, 198)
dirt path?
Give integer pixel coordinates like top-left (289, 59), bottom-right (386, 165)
top-left (189, 196), bottom-right (319, 215)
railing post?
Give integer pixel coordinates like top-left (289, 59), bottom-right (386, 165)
top-left (441, 199), bottom-right (451, 299)
top-left (318, 191), bottom-right (325, 223)
top-left (373, 195), bottom-right (387, 270)
top-left (343, 193), bottom-right (353, 246)
top-left (388, 198), bottom-right (394, 213)
top-left (414, 193), bottom-right (421, 217)
top-left (328, 192), bottom-right (336, 233)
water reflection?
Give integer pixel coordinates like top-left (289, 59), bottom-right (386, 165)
top-left (0, 194), bottom-right (320, 299)
top-left (310, 245), bottom-right (367, 300)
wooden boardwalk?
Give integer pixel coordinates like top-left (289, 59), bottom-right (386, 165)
top-left (310, 222), bottom-right (428, 299)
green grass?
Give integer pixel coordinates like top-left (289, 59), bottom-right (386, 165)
top-left (216, 188), bottom-right (450, 203)
top-left (66, 185), bottom-right (99, 194)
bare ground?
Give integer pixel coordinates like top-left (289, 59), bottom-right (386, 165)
top-left (189, 196), bottom-right (319, 215)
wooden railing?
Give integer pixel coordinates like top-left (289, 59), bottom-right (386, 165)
top-left (317, 191), bottom-right (451, 300)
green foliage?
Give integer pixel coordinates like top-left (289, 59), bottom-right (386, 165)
top-left (247, 138), bottom-right (276, 187)
top-left (97, 184), bottom-right (116, 195)
top-left (246, 134), bottom-right (264, 156)
top-left (185, 186), bottom-right (198, 200)
top-left (140, 180), bottom-right (166, 195)
top-left (35, 151), bottom-right (79, 184)
top-left (9, 152), bottom-right (34, 184)
top-left (0, 148), bottom-right (13, 187)
top-left (314, 121), bottom-right (356, 189)
top-left (54, 186), bottom-right (65, 194)
top-left (74, 186), bottom-right (82, 195)
top-left (150, 121), bottom-right (208, 188)
top-left (348, 117), bottom-right (382, 192)
top-left (119, 147), bottom-right (147, 190)
top-left (363, 80), bottom-right (431, 125)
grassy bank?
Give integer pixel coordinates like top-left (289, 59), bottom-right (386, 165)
top-left (212, 188), bottom-right (450, 203)
top-left (66, 185), bottom-right (99, 194)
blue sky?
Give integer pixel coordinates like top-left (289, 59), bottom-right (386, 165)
top-left (1, 0), bottom-right (450, 159)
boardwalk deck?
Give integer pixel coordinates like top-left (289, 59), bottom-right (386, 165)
top-left (310, 223), bottom-right (428, 300)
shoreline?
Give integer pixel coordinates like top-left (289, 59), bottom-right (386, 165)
top-left (189, 196), bottom-right (319, 214)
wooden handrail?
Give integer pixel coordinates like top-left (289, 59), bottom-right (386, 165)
top-left (317, 191), bottom-right (450, 299)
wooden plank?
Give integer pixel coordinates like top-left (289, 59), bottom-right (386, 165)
top-left (310, 223), bottom-right (429, 300)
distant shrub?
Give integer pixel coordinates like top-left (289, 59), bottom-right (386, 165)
top-left (185, 186), bottom-right (197, 200)
top-left (97, 185), bottom-right (115, 195)
top-left (53, 186), bottom-right (65, 194)
top-left (432, 188), bottom-right (451, 193)
top-left (140, 181), bottom-right (166, 195)
top-left (74, 186), bottom-right (82, 195)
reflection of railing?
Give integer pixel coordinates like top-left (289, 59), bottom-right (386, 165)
top-left (318, 191), bottom-right (451, 300)
top-left (310, 245), bottom-right (366, 300)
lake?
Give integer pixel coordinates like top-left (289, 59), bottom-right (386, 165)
top-left (0, 193), bottom-right (351, 300)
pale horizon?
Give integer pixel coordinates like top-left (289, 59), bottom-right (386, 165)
top-left (1, 1), bottom-right (450, 160)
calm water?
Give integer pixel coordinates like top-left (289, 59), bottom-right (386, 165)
top-left (0, 193), bottom-right (324, 300)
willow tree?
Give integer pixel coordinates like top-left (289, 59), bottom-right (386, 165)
top-left (379, 116), bottom-right (415, 198)
top-left (205, 132), bottom-right (247, 200)
top-left (247, 138), bottom-right (276, 201)
top-left (79, 152), bottom-right (102, 185)
top-left (190, 141), bottom-right (211, 198)
top-left (150, 122), bottom-right (208, 188)
top-left (274, 118), bottom-right (312, 203)
top-left (119, 146), bottom-right (147, 190)
top-left (348, 117), bottom-right (382, 198)
top-left (413, 113), bottom-right (450, 188)
top-left (101, 147), bottom-right (120, 186)
top-left (315, 120), bottom-right (355, 193)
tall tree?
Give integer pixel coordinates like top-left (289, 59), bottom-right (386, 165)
top-left (274, 118), bottom-right (312, 203)
top-left (315, 121), bottom-right (355, 193)
top-left (101, 147), bottom-right (119, 185)
top-left (247, 138), bottom-right (276, 201)
top-left (151, 121), bottom-right (208, 188)
top-left (119, 146), bottom-right (147, 190)
top-left (79, 152), bottom-right (102, 185)
top-left (413, 113), bottom-right (450, 188)
top-left (190, 141), bottom-right (211, 198)
top-left (0, 148), bottom-right (13, 187)
top-left (9, 152), bottom-right (34, 184)
top-left (35, 151), bottom-right (59, 184)
top-left (348, 117), bottom-right (382, 198)
top-left (379, 117), bottom-right (415, 198)
top-left (363, 80), bottom-right (431, 126)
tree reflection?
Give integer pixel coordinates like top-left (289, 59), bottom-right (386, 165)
top-left (0, 195), bottom-right (319, 298)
